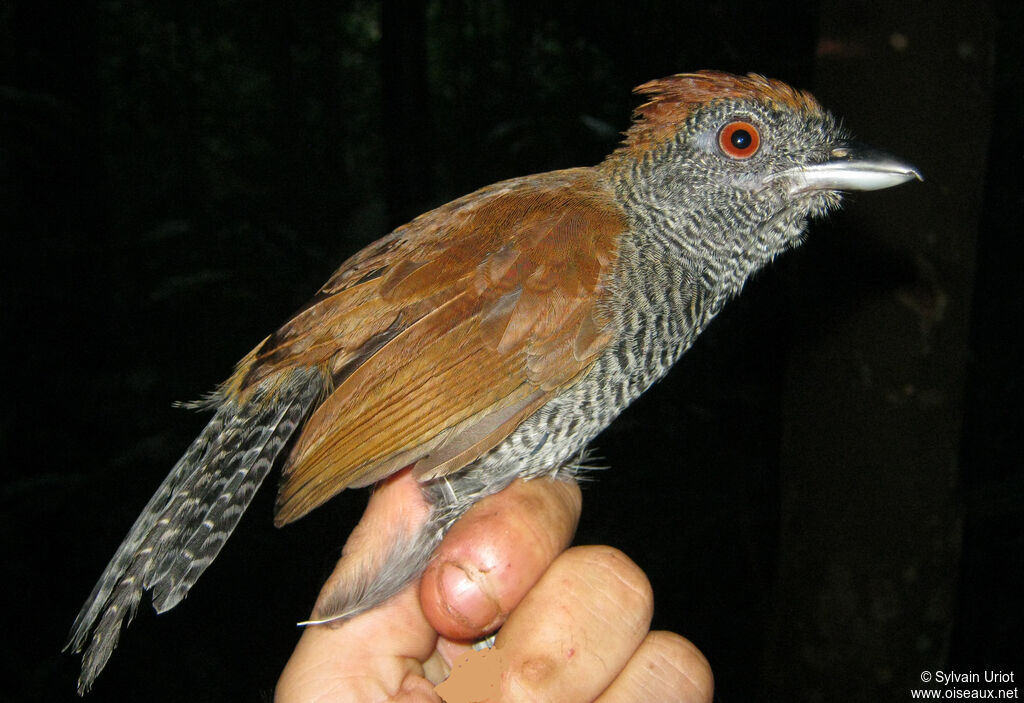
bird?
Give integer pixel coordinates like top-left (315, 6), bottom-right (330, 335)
top-left (66, 70), bottom-right (921, 693)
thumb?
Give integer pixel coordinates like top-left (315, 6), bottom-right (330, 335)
top-left (420, 476), bottom-right (582, 642)
top-left (276, 469), bottom-right (438, 702)
top-left (310, 467), bottom-right (433, 622)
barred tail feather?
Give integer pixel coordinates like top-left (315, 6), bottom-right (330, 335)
top-left (149, 385), bottom-right (315, 612)
top-left (66, 367), bottom-right (323, 694)
top-left (65, 405), bottom-right (234, 658)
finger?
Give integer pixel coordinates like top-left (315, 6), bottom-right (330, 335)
top-left (594, 631), bottom-right (714, 703)
top-left (276, 469), bottom-right (439, 702)
top-left (494, 545), bottom-right (654, 703)
top-left (311, 467), bottom-right (432, 622)
top-left (276, 584), bottom-right (438, 702)
top-left (420, 477), bottom-right (582, 641)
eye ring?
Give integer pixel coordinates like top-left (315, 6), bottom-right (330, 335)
top-left (718, 121), bottom-right (761, 159)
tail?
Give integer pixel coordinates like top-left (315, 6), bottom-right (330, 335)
top-left (65, 367), bottom-right (324, 694)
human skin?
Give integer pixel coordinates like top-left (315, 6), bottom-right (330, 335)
top-left (276, 473), bottom-right (714, 702)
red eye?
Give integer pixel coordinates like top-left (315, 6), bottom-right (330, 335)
top-left (718, 121), bottom-right (761, 159)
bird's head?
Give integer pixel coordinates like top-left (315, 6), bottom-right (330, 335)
top-left (602, 71), bottom-right (921, 287)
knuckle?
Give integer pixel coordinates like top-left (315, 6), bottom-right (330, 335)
top-left (481, 480), bottom-right (575, 566)
top-left (548, 477), bottom-right (583, 522)
top-left (514, 478), bottom-right (581, 545)
top-left (503, 654), bottom-right (561, 703)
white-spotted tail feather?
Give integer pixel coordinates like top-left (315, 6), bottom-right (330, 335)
top-left (65, 367), bottom-right (323, 694)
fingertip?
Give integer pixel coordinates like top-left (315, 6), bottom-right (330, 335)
top-left (421, 477), bottom-right (581, 641)
top-left (590, 631), bottom-right (714, 703)
top-left (434, 560), bottom-right (504, 634)
top-left (547, 545), bottom-right (654, 633)
top-left (646, 631), bottom-right (715, 703)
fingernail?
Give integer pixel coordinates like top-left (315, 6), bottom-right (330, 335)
top-left (439, 562), bottom-right (500, 630)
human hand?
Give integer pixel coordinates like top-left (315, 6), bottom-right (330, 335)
top-left (275, 472), bottom-right (713, 702)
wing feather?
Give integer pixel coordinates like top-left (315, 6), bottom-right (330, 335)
top-left (226, 168), bottom-right (626, 526)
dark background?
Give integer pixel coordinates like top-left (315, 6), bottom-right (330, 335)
top-left (3, 0), bottom-right (1021, 701)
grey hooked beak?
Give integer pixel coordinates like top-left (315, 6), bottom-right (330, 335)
top-left (777, 141), bottom-right (923, 194)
